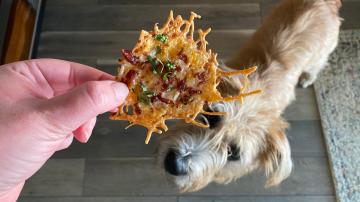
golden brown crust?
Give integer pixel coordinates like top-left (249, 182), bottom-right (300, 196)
top-left (110, 11), bottom-right (261, 144)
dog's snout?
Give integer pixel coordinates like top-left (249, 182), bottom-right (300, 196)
top-left (164, 149), bottom-right (190, 176)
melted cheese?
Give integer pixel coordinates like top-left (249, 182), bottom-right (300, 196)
top-left (110, 11), bottom-right (261, 144)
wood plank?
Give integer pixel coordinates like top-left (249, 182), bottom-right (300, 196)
top-left (339, 1), bottom-right (360, 29)
top-left (46, 0), bottom-right (98, 6)
top-left (2, 0), bottom-right (35, 64)
top-left (21, 159), bottom-right (85, 196)
top-left (51, 121), bottom-right (160, 158)
top-left (179, 196), bottom-right (335, 202)
top-left (42, 4), bottom-right (260, 31)
top-left (37, 30), bottom-right (254, 60)
top-left (287, 120), bottom-right (326, 157)
top-left (284, 87), bottom-right (320, 121)
top-left (83, 158), bottom-right (177, 196)
top-left (47, 0), bottom-right (261, 6)
top-left (260, 0), bottom-right (279, 23)
top-left (83, 157), bottom-right (333, 196)
top-left (19, 196), bottom-right (177, 202)
top-left (99, 0), bottom-right (260, 4)
top-left (18, 196), bottom-right (335, 202)
top-left (52, 120), bottom-right (325, 159)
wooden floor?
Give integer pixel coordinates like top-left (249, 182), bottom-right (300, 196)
top-left (19, 0), bottom-right (360, 201)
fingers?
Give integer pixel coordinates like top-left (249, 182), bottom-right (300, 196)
top-left (73, 117), bottom-right (97, 143)
top-left (110, 107), bottom-right (118, 112)
top-left (56, 116), bottom-right (96, 151)
top-left (0, 181), bottom-right (25, 202)
top-left (28, 59), bottom-right (114, 95)
top-left (39, 80), bottom-right (128, 132)
top-left (56, 134), bottom-right (74, 151)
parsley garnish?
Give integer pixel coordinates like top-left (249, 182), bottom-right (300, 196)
top-left (138, 93), bottom-right (150, 105)
top-left (165, 60), bottom-right (175, 70)
top-left (162, 72), bottom-right (170, 81)
top-left (140, 82), bottom-right (148, 92)
top-left (147, 55), bottom-right (158, 74)
top-left (138, 83), bottom-right (155, 105)
top-left (155, 34), bottom-right (168, 43)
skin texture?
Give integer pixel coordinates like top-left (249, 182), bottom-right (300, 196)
top-left (0, 59), bottom-right (128, 201)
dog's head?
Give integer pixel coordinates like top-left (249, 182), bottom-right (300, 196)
top-left (156, 76), bottom-right (292, 192)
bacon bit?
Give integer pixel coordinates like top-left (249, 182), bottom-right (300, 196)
top-left (122, 70), bottom-right (137, 86)
top-left (134, 104), bottom-right (141, 115)
top-left (157, 95), bottom-right (174, 105)
top-left (178, 53), bottom-right (188, 63)
top-left (151, 95), bottom-right (158, 103)
top-left (162, 82), bottom-right (169, 91)
top-left (175, 65), bottom-right (182, 72)
top-left (187, 87), bottom-right (202, 95)
top-left (122, 49), bottom-right (138, 65)
top-left (179, 95), bottom-right (192, 105)
top-left (177, 79), bottom-right (186, 91)
top-left (195, 71), bottom-right (207, 85)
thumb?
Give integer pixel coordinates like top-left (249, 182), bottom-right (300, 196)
top-left (40, 81), bottom-right (128, 132)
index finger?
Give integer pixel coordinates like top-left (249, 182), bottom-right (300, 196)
top-left (28, 58), bottom-right (114, 95)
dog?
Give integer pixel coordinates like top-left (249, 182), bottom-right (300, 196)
top-left (156, 0), bottom-right (342, 192)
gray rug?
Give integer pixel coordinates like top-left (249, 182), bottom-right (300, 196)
top-left (314, 30), bottom-right (360, 202)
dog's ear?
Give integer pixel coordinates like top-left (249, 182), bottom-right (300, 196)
top-left (261, 119), bottom-right (292, 188)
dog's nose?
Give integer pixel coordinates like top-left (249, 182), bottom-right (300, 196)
top-left (164, 149), bottom-right (190, 176)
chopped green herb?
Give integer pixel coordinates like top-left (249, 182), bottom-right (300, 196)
top-left (147, 55), bottom-right (158, 74)
top-left (155, 34), bottom-right (168, 43)
top-left (165, 60), bottom-right (175, 70)
top-left (131, 87), bottom-right (136, 92)
top-left (138, 93), bottom-right (150, 105)
top-left (140, 82), bottom-right (148, 92)
top-left (162, 72), bottom-right (170, 81)
top-left (138, 83), bottom-right (156, 105)
top-left (143, 91), bottom-right (156, 97)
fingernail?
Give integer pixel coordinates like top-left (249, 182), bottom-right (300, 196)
top-left (111, 82), bottom-right (129, 101)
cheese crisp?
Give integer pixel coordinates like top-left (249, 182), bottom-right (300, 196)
top-left (110, 11), bottom-right (261, 144)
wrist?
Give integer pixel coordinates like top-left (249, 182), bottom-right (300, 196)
top-left (0, 181), bottom-right (24, 202)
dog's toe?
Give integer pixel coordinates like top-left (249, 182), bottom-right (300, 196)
top-left (299, 72), bottom-right (315, 88)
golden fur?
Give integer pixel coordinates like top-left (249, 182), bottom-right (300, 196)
top-left (157, 0), bottom-right (342, 192)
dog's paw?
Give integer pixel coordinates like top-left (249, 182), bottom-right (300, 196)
top-left (298, 72), bottom-right (316, 88)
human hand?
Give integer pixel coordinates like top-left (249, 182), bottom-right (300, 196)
top-left (0, 59), bottom-right (128, 201)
